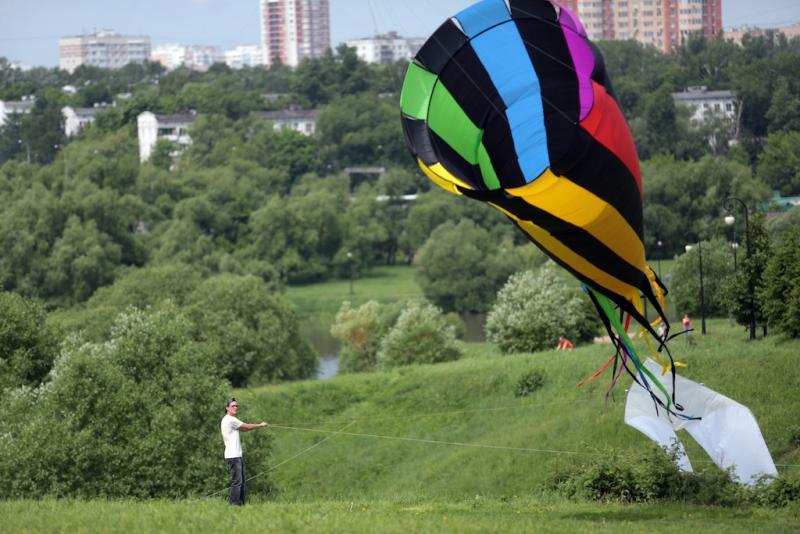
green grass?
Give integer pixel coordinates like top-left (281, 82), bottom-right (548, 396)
top-left (236, 319), bottom-right (800, 502)
top-left (1, 498), bottom-right (797, 533)
top-left (6, 320), bottom-right (798, 531)
top-left (285, 265), bottom-right (422, 318)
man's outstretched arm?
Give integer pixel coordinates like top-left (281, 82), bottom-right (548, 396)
top-left (239, 422), bottom-right (269, 432)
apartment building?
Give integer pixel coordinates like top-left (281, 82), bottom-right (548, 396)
top-left (0, 98), bottom-right (34, 126)
top-left (345, 32), bottom-right (426, 64)
top-left (260, 0), bottom-right (330, 66)
top-left (224, 45), bottom-right (265, 69)
top-left (59, 30), bottom-right (151, 73)
top-left (150, 44), bottom-right (224, 71)
top-left (559, 0), bottom-right (722, 52)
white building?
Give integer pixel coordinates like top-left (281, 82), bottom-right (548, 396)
top-left (672, 86), bottom-right (738, 125)
top-left (345, 32), bottom-right (425, 64)
top-left (0, 98), bottom-right (34, 126)
top-left (136, 108), bottom-right (318, 163)
top-left (258, 109), bottom-right (318, 135)
top-left (150, 44), bottom-right (224, 71)
top-left (137, 112), bottom-right (196, 162)
top-left (62, 106), bottom-right (103, 137)
top-left (59, 30), bottom-right (151, 73)
top-left (224, 46), bottom-right (264, 69)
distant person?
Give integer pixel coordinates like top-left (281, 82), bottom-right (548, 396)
top-left (682, 314), bottom-right (694, 345)
top-left (556, 336), bottom-right (574, 351)
top-left (221, 398), bottom-right (269, 505)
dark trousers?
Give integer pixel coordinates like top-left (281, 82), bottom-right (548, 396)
top-left (226, 457), bottom-right (246, 505)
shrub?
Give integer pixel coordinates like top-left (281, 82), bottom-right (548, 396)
top-left (0, 305), bottom-right (274, 499)
top-left (377, 300), bottom-right (464, 368)
top-left (485, 263), bottom-right (600, 354)
top-left (0, 292), bottom-right (60, 390)
top-left (514, 368), bottom-right (545, 398)
top-left (331, 300), bottom-right (403, 373)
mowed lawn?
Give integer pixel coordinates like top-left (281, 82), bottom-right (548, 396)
top-left (2, 498), bottom-right (798, 533)
top-left (285, 265), bottom-right (422, 318)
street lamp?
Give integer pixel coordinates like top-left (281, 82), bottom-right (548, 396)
top-left (685, 242), bottom-right (707, 335)
top-left (17, 139), bottom-right (30, 163)
top-left (656, 239), bottom-right (663, 279)
top-left (724, 214), bottom-right (738, 271)
top-left (725, 197), bottom-right (755, 340)
top-left (346, 252), bottom-right (354, 294)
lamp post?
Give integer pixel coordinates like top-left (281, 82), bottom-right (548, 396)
top-left (725, 197), bottom-right (755, 340)
top-left (656, 239), bottom-right (663, 279)
top-left (724, 214), bottom-right (738, 271)
top-left (17, 139), bottom-right (30, 163)
top-left (685, 242), bottom-right (706, 335)
top-left (346, 252), bottom-right (354, 294)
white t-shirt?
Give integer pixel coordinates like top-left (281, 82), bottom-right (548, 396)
top-left (221, 414), bottom-right (243, 459)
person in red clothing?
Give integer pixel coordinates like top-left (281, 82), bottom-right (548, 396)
top-left (682, 314), bottom-right (694, 345)
top-left (556, 336), bottom-right (574, 351)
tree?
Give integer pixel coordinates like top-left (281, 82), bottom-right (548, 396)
top-left (757, 131), bottom-right (800, 196)
top-left (765, 78), bottom-right (800, 134)
top-left (0, 292), bottom-right (60, 390)
top-left (672, 237), bottom-right (736, 318)
top-left (720, 212), bottom-right (772, 336)
top-left (485, 264), bottom-right (600, 354)
top-left (45, 215), bottom-right (122, 303)
top-left (19, 88), bottom-right (66, 164)
top-left (415, 219), bottom-right (519, 314)
top-left (376, 300), bottom-right (463, 368)
top-left (316, 93), bottom-right (409, 169)
top-left (243, 189), bottom-right (345, 283)
top-left (185, 274), bottom-right (317, 386)
top-left (0, 305), bottom-right (273, 499)
top-left (761, 227), bottom-right (800, 338)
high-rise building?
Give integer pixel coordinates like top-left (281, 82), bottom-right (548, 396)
top-left (260, 0), bottom-right (330, 66)
top-left (558, 0), bottom-right (722, 53)
top-left (59, 30), bottom-right (151, 73)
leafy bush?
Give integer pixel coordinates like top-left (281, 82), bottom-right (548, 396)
top-left (0, 305), bottom-right (274, 499)
top-left (751, 474), bottom-right (800, 508)
top-left (788, 425), bottom-right (800, 448)
top-left (0, 292), bottom-right (60, 390)
top-left (514, 368), bottom-right (545, 398)
top-left (552, 445), bottom-right (743, 505)
top-left (377, 300), bottom-right (463, 368)
top-left (552, 445), bottom-right (800, 507)
top-left (331, 300), bottom-right (403, 373)
top-left (485, 264), bottom-right (600, 354)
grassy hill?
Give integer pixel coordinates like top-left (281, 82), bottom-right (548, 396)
top-left (238, 319), bottom-right (800, 502)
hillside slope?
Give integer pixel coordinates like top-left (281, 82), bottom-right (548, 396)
top-left (238, 320), bottom-right (800, 501)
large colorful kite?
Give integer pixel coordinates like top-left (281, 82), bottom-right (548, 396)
top-left (400, 0), bottom-right (686, 416)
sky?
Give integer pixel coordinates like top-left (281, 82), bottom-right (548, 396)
top-left (1, 0), bottom-right (799, 68)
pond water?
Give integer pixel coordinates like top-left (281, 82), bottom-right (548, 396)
top-left (301, 313), bottom-right (487, 380)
